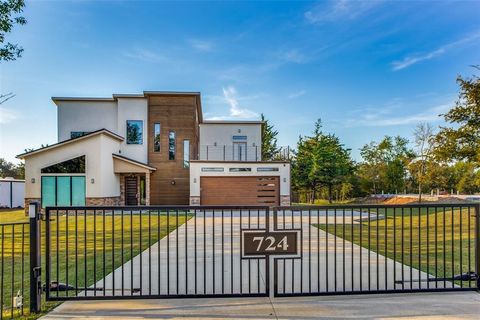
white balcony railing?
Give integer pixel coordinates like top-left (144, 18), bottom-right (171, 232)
top-left (199, 145), bottom-right (291, 161)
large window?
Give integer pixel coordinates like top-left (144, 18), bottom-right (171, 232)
top-left (183, 140), bottom-right (190, 168)
top-left (41, 176), bottom-right (86, 208)
top-left (153, 123), bottom-right (161, 152)
top-left (126, 120), bottom-right (143, 144)
top-left (41, 156), bottom-right (85, 174)
top-left (168, 131), bottom-right (176, 160)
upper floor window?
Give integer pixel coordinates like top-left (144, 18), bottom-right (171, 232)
top-left (153, 123), bottom-right (161, 152)
top-left (183, 140), bottom-right (190, 168)
top-left (41, 155), bottom-right (86, 174)
top-left (71, 131), bottom-right (90, 139)
top-left (168, 131), bottom-right (176, 160)
top-left (126, 120), bottom-right (143, 144)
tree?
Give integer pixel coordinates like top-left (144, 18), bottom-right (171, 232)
top-left (453, 162), bottom-right (480, 194)
top-left (0, 158), bottom-right (24, 179)
top-left (433, 69), bottom-right (480, 163)
top-left (360, 136), bottom-right (414, 194)
top-left (412, 122), bottom-right (435, 201)
top-left (292, 119), bottom-right (354, 203)
top-left (261, 113), bottom-right (279, 160)
top-left (0, 0), bottom-right (27, 62)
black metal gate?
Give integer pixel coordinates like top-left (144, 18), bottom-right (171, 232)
top-left (45, 206), bottom-right (269, 300)
top-left (44, 203), bottom-right (480, 301)
top-left (273, 204), bottom-right (480, 296)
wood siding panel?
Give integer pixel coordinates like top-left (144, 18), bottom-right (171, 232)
top-left (147, 95), bottom-right (200, 205)
top-left (200, 176), bottom-right (279, 206)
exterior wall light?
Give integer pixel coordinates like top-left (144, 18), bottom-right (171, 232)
top-left (283, 178), bottom-right (287, 183)
top-left (193, 178), bottom-right (197, 183)
top-left (91, 178), bottom-right (95, 184)
top-left (171, 180), bottom-right (176, 185)
top-left (31, 178), bottom-right (35, 184)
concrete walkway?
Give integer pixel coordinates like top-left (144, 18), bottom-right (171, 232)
top-left (40, 291), bottom-right (480, 319)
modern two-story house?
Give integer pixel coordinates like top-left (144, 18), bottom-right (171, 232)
top-left (17, 92), bottom-right (291, 209)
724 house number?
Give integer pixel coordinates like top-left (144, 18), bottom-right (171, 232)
top-left (253, 236), bottom-right (289, 252)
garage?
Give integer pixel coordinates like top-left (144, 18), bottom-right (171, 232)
top-left (200, 176), bottom-right (279, 206)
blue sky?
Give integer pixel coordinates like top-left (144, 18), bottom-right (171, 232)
top-left (1, 0), bottom-right (479, 163)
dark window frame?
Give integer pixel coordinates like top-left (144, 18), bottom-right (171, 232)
top-left (71, 131), bottom-right (90, 139)
top-left (168, 130), bottom-right (176, 160)
top-left (153, 123), bottom-right (161, 152)
top-left (41, 155), bottom-right (86, 174)
top-left (183, 139), bottom-right (190, 168)
top-left (126, 120), bottom-right (144, 145)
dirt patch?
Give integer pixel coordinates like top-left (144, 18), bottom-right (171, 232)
top-left (383, 196), bottom-right (418, 205)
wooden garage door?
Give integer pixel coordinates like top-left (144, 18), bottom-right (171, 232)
top-left (200, 176), bottom-right (279, 206)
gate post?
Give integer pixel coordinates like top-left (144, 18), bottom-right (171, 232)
top-left (29, 202), bottom-right (41, 313)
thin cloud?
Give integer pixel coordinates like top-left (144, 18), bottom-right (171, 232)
top-left (189, 39), bottom-right (214, 52)
top-left (345, 103), bottom-right (450, 127)
top-left (0, 107), bottom-right (18, 124)
top-left (305, 0), bottom-right (381, 24)
top-left (123, 48), bottom-right (167, 63)
top-left (281, 49), bottom-right (307, 64)
top-left (206, 86), bottom-right (259, 120)
top-left (392, 31), bottom-right (480, 71)
top-left (288, 90), bottom-right (306, 99)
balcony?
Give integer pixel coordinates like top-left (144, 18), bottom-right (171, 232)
top-left (199, 145), bottom-right (291, 162)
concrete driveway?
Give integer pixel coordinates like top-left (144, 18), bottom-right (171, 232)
top-left (40, 291), bottom-right (480, 319)
top-left (84, 210), bottom-right (451, 296)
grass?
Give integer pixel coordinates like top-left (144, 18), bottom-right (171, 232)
top-left (316, 206), bottom-right (477, 288)
top-left (0, 208), bottom-right (191, 319)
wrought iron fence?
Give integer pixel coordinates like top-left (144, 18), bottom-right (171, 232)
top-left (0, 222), bottom-right (29, 319)
top-left (1, 203), bottom-right (479, 318)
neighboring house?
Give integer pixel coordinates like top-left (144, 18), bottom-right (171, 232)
top-left (17, 91), bottom-right (291, 209)
top-left (0, 177), bottom-right (25, 208)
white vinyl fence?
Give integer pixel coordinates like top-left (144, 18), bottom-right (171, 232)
top-left (0, 178), bottom-right (25, 208)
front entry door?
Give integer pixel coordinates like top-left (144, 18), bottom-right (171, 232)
top-left (125, 176), bottom-right (138, 205)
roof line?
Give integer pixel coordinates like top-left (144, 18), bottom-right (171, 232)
top-left (17, 129), bottom-right (124, 159)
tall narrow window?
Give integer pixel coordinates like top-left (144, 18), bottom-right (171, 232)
top-left (183, 140), bottom-right (190, 168)
top-left (126, 120), bottom-right (143, 144)
top-left (153, 123), bottom-right (161, 152)
top-left (168, 131), bottom-right (176, 160)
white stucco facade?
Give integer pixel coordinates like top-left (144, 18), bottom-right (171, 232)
top-left (57, 100), bottom-right (118, 141)
top-left (22, 132), bottom-right (123, 199)
top-left (199, 122), bottom-right (262, 161)
top-left (56, 97), bottom-right (148, 163)
top-left (116, 98), bottom-right (148, 163)
top-left (189, 161), bottom-right (290, 197)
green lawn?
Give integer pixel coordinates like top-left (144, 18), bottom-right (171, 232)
top-left (316, 206), bottom-right (477, 288)
top-left (0, 208), bottom-right (191, 319)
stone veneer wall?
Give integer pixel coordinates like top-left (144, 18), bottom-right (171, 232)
top-left (189, 196), bottom-right (200, 205)
top-left (280, 195), bottom-right (291, 206)
top-left (24, 198), bottom-right (41, 215)
top-left (86, 197), bottom-right (121, 206)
